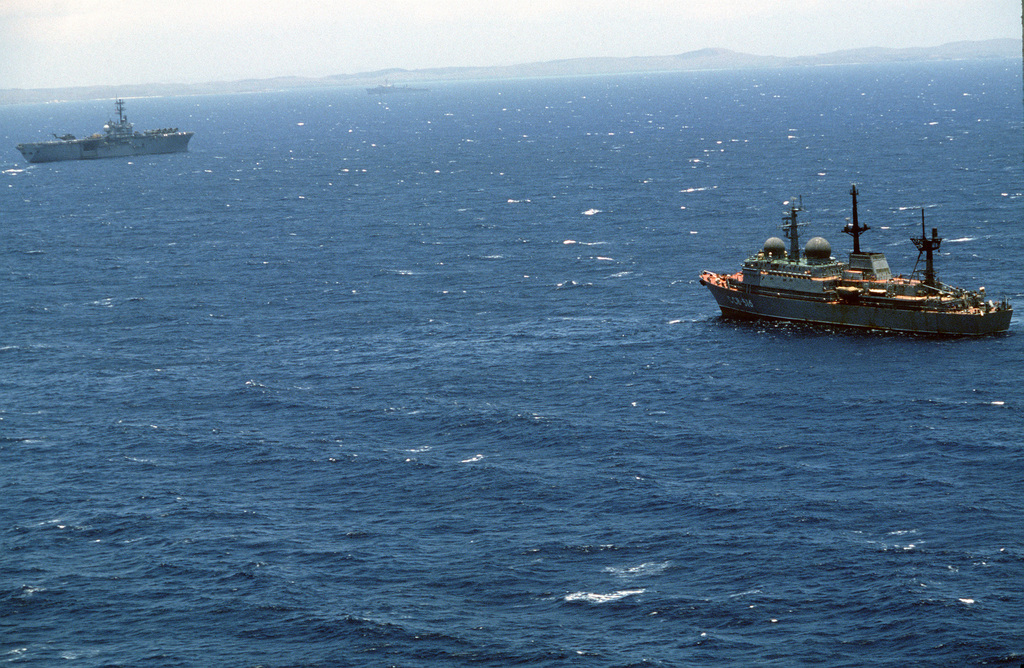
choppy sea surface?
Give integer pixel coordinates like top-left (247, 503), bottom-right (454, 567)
top-left (2, 60), bottom-right (1023, 667)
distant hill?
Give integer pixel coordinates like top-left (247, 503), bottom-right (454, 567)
top-left (1, 39), bottom-right (1018, 106)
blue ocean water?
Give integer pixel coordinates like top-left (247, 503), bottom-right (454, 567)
top-left (2, 60), bottom-right (1023, 666)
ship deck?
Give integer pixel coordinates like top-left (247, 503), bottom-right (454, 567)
top-left (700, 270), bottom-right (996, 316)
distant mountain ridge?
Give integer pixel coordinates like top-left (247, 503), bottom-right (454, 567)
top-left (1, 39), bottom-right (1018, 106)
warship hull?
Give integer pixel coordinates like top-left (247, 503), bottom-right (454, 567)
top-left (701, 272), bottom-right (1012, 336)
top-left (17, 132), bottom-right (193, 164)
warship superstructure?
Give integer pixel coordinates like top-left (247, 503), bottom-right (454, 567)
top-left (16, 99), bottom-right (192, 163)
top-left (699, 186), bottom-right (1012, 335)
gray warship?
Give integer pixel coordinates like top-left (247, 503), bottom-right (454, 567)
top-left (366, 81), bottom-right (428, 95)
top-left (16, 99), bottom-right (192, 163)
top-left (699, 186), bottom-right (1012, 335)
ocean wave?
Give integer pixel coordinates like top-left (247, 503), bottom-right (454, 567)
top-left (565, 588), bottom-right (645, 604)
top-left (563, 239), bottom-right (608, 246)
top-left (605, 561), bottom-right (671, 578)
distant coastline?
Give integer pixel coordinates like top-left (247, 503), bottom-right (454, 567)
top-left (1, 38), bottom-right (1018, 106)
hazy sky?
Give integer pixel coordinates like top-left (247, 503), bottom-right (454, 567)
top-left (0, 0), bottom-right (1018, 89)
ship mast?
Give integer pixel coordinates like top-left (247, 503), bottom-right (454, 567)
top-left (782, 197), bottom-right (805, 262)
top-left (842, 184), bottom-right (870, 254)
top-left (911, 209), bottom-right (942, 288)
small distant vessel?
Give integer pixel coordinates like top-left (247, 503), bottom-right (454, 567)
top-left (16, 98), bottom-right (193, 163)
top-left (699, 185), bottom-right (1012, 335)
top-left (366, 81), bottom-right (429, 95)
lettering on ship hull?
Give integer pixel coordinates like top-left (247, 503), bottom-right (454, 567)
top-left (724, 294), bottom-right (755, 310)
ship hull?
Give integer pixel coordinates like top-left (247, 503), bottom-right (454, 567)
top-left (701, 275), bottom-right (1012, 336)
top-left (17, 132), bottom-right (193, 163)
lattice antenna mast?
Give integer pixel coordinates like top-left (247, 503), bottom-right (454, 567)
top-left (841, 184), bottom-right (870, 254)
top-left (781, 197), bottom-right (806, 261)
top-left (910, 208), bottom-right (942, 288)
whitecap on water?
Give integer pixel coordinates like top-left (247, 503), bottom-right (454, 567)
top-left (565, 588), bottom-right (645, 604)
top-left (16, 585), bottom-right (46, 598)
top-left (604, 561), bottom-right (670, 578)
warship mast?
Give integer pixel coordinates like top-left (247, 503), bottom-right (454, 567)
top-left (842, 184), bottom-right (870, 254)
top-left (911, 209), bottom-right (942, 289)
top-left (782, 198), bottom-right (805, 262)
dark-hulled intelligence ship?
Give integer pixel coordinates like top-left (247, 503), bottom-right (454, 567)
top-left (16, 99), bottom-right (192, 163)
top-left (699, 186), bottom-right (1012, 335)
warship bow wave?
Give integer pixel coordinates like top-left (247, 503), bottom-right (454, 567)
top-left (699, 186), bottom-right (1012, 335)
top-left (16, 99), bottom-right (193, 163)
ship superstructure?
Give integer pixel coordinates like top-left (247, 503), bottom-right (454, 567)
top-left (699, 186), bottom-right (1012, 335)
top-left (16, 98), bottom-right (193, 163)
